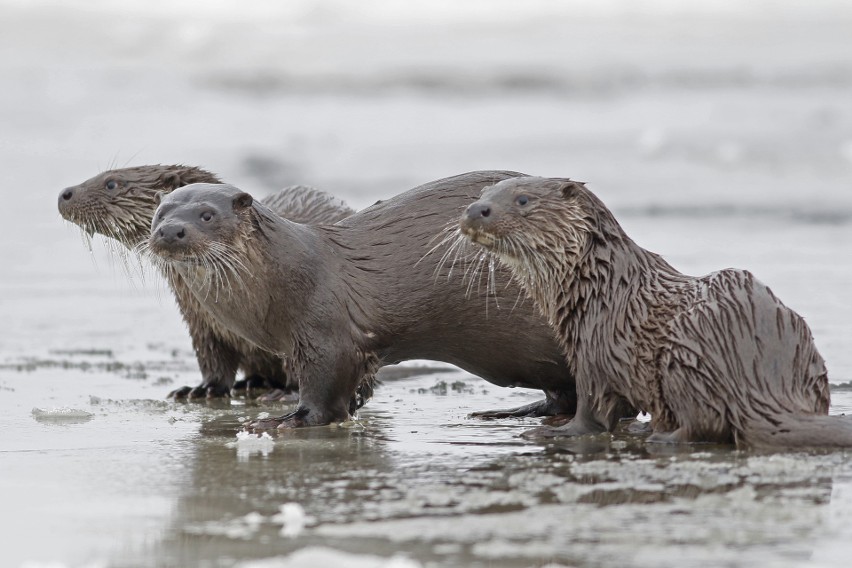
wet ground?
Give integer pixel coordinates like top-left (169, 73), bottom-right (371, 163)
top-left (2, 1), bottom-right (852, 567)
top-left (4, 354), bottom-right (852, 568)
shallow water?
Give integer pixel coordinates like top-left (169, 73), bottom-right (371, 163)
top-left (2, 1), bottom-right (852, 567)
top-left (4, 349), bottom-right (852, 568)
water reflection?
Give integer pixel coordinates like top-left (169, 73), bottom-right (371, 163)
top-left (140, 372), bottom-right (852, 568)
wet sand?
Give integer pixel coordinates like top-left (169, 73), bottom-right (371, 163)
top-left (2, 1), bottom-right (852, 567)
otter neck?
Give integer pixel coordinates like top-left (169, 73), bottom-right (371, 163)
top-left (178, 212), bottom-right (325, 356)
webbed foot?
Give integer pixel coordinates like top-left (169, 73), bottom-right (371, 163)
top-left (168, 383), bottom-right (231, 401)
top-left (248, 408), bottom-right (310, 431)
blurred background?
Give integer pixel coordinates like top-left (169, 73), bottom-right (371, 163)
top-left (2, 0), bottom-right (850, 370)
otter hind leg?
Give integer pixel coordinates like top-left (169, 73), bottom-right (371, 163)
top-left (471, 390), bottom-right (576, 419)
top-left (231, 374), bottom-right (271, 396)
top-left (518, 389), bottom-right (635, 439)
top-left (234, 350), bottom-right (295, 399)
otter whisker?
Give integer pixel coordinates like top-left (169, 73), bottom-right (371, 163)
top-left (423, 224), bottom-right (465, 279)
top-left (464, 251), bottom-right (488, 299)
top-left (200, 250), bottom-right (219, 302)
top-left (211, 248), bottom-right (229, 301)
top-left (447, 233), bottom-right (479, 282)
top-left (486, 254), bottom-right (500, 310)
top-left (435, 231), bottom-right (467, 280)
top-left (420, 221), bottom-right (458, 263)
top-left (208, 242), bottom-right (251, 297)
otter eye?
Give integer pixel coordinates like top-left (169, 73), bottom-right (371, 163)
top-left (201, 211), bottom-right (213, 222)
top-left (515, 195), bottom-right (529, 206)
top-left (105, 180), bottom-right (118, 191)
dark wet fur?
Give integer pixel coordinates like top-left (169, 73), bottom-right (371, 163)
top-left (461, 177), bottom-right (851, 449)
top-left (148, 172), bottom-right (626, 428)
top-left (58, 165), bottom-right (355, 400)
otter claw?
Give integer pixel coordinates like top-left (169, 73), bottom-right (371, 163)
top-left (248, 409), bottom-right (310, 431)
top-left (167, 386), bottom-right (193, 400)
top-left (168, 383), bottom-right (231, 401)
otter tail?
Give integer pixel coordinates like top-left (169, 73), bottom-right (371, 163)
top-left (741, 414), bottom-right (852, 449)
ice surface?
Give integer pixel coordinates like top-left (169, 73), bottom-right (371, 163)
top-left (30, 407), bottom-right (94, 423)
top-left (235, 547), bottom-right (421, 568)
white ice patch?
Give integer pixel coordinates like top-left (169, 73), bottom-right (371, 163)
top-left (31, 407), bottom-right (94, 424)
top-left (235, 546), bottom-right (421, 568)
top-left (271, 503), bottom-right (309, 538)
top-left (183, 512), bottom-right (267, 540)
top-left (227, 430), bottom-right (275, 461)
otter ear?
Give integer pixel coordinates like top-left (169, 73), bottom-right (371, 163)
top-left (232, 192), bottom-right (254, 211)
top-left (159, 172), bottom-right (182, 191)
top-left (559, 180), bottom-right (585, 199)
top-left (153, 190), bottom-right (166, 205)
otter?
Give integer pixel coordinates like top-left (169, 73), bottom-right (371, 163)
top-left (58, 165), bottom-right (354, 400)
top-left (460, 176), bottom-right (852, 448)
top-left (146, 172), bottom-right (636, 428)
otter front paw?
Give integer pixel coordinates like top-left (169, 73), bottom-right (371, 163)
top-left (168, 383), bottom-right (231, 401)
top-left (248, 408), bottom-right (310, 431)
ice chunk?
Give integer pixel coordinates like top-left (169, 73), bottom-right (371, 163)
top-left (227, 430), bottom-right (275, 461)
top-left (31, 407), bottom-right (94, 424)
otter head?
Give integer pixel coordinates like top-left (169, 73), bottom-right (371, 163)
top-left (148, 183), bottom-right (256, 270)
top-left (58, 165), bottom-right (220, 248)
top-left (459, 177), bottom-right (596, 311)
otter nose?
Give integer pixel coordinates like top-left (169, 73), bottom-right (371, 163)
top-left (465, 202), bottom-right (491, 220)
top-left (157, 224), bottom-right (187, 243)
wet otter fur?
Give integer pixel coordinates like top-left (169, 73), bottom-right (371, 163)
top-left (146, 172), bottom-right (633, 428)
top-left (58, 165), bottom-right (354, 400)
top-left (460, 176), bottom-right (852, 449)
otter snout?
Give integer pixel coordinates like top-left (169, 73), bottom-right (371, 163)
top-left (460, 200), bottom-right (498, 247)
top-left (148, 220), bottom-right (198, 260)
top-left (466, 202), bottom-right (491, 220)
top-left (156, 223), bottom-right (187, 244)
top-left (461, 200), bottom-right (492, 232)
top-left (57, 186), bottom-right (78, 218)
